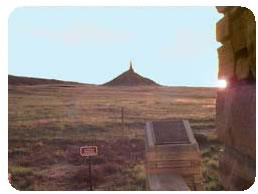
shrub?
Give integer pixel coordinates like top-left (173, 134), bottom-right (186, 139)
top-left (194, 133), bottom-right (208, 145)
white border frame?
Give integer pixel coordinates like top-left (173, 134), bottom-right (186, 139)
top-left (1, 0), bottom-right (257, 193)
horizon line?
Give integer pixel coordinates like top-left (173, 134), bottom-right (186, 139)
top-left (8, 73), bottom-right (218, 88)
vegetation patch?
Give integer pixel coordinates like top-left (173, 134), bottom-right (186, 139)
top-left (9, 85), bottom-right (220, 190)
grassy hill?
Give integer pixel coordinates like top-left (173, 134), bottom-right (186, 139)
top-left (8, 75), bottom-right (83, 86)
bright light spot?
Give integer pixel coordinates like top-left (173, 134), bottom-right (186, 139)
top-left (217, 79), bottom-right (227, 88)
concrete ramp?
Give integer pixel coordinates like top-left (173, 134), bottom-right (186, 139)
top-left (147, 172), bottom-right (190, 191)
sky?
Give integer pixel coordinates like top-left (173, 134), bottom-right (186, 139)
top-left (9, 7), bottom-right (222, 87)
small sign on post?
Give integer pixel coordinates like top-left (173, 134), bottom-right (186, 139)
top-left (80, 146), bottom-right (98, 157)
top-left (80, 145), bottom-right (98, 191)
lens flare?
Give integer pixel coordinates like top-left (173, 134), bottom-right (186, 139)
top-left (217, 79), bottom-right (227, 88)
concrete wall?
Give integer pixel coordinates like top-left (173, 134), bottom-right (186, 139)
top-left (216, 6), bottom-right (256, 190)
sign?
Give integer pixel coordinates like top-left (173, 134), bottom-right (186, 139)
top-left (79, 146), bottom-right (98, 190)
top-left (80, 146), bottom-right (98, 157)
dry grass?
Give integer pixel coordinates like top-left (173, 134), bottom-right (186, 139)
top-left (8, 84), bottom-right (222, 190)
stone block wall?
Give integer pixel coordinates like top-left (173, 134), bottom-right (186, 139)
top-left (216, 6), bottom-right (256, 190)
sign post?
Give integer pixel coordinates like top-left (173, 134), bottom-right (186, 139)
top-left (121, 107), bottom-right (124, 138)
top-left (80, 146), bottom-right (98, 191)
top-left (88, 156), bottom-right (92, 191)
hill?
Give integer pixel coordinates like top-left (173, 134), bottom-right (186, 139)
top-left (103, 62), bottom-right (159, 86)
top-left (8, 75), bottom-right (82, 86)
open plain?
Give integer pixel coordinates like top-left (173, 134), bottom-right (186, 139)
top-left (8, 84), bottom-right (223, 190)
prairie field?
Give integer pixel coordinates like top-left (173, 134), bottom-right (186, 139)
top-left (8, 84), bottom-right (223, 190)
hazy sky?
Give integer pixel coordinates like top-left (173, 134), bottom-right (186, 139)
top-left (9, 7), bottom-right (222, 87)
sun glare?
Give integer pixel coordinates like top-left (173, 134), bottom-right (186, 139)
top-left (217, 79), bottom-right (227, 88)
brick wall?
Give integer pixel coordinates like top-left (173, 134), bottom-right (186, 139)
top-left (216, 6), bottom-right (256, 190)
